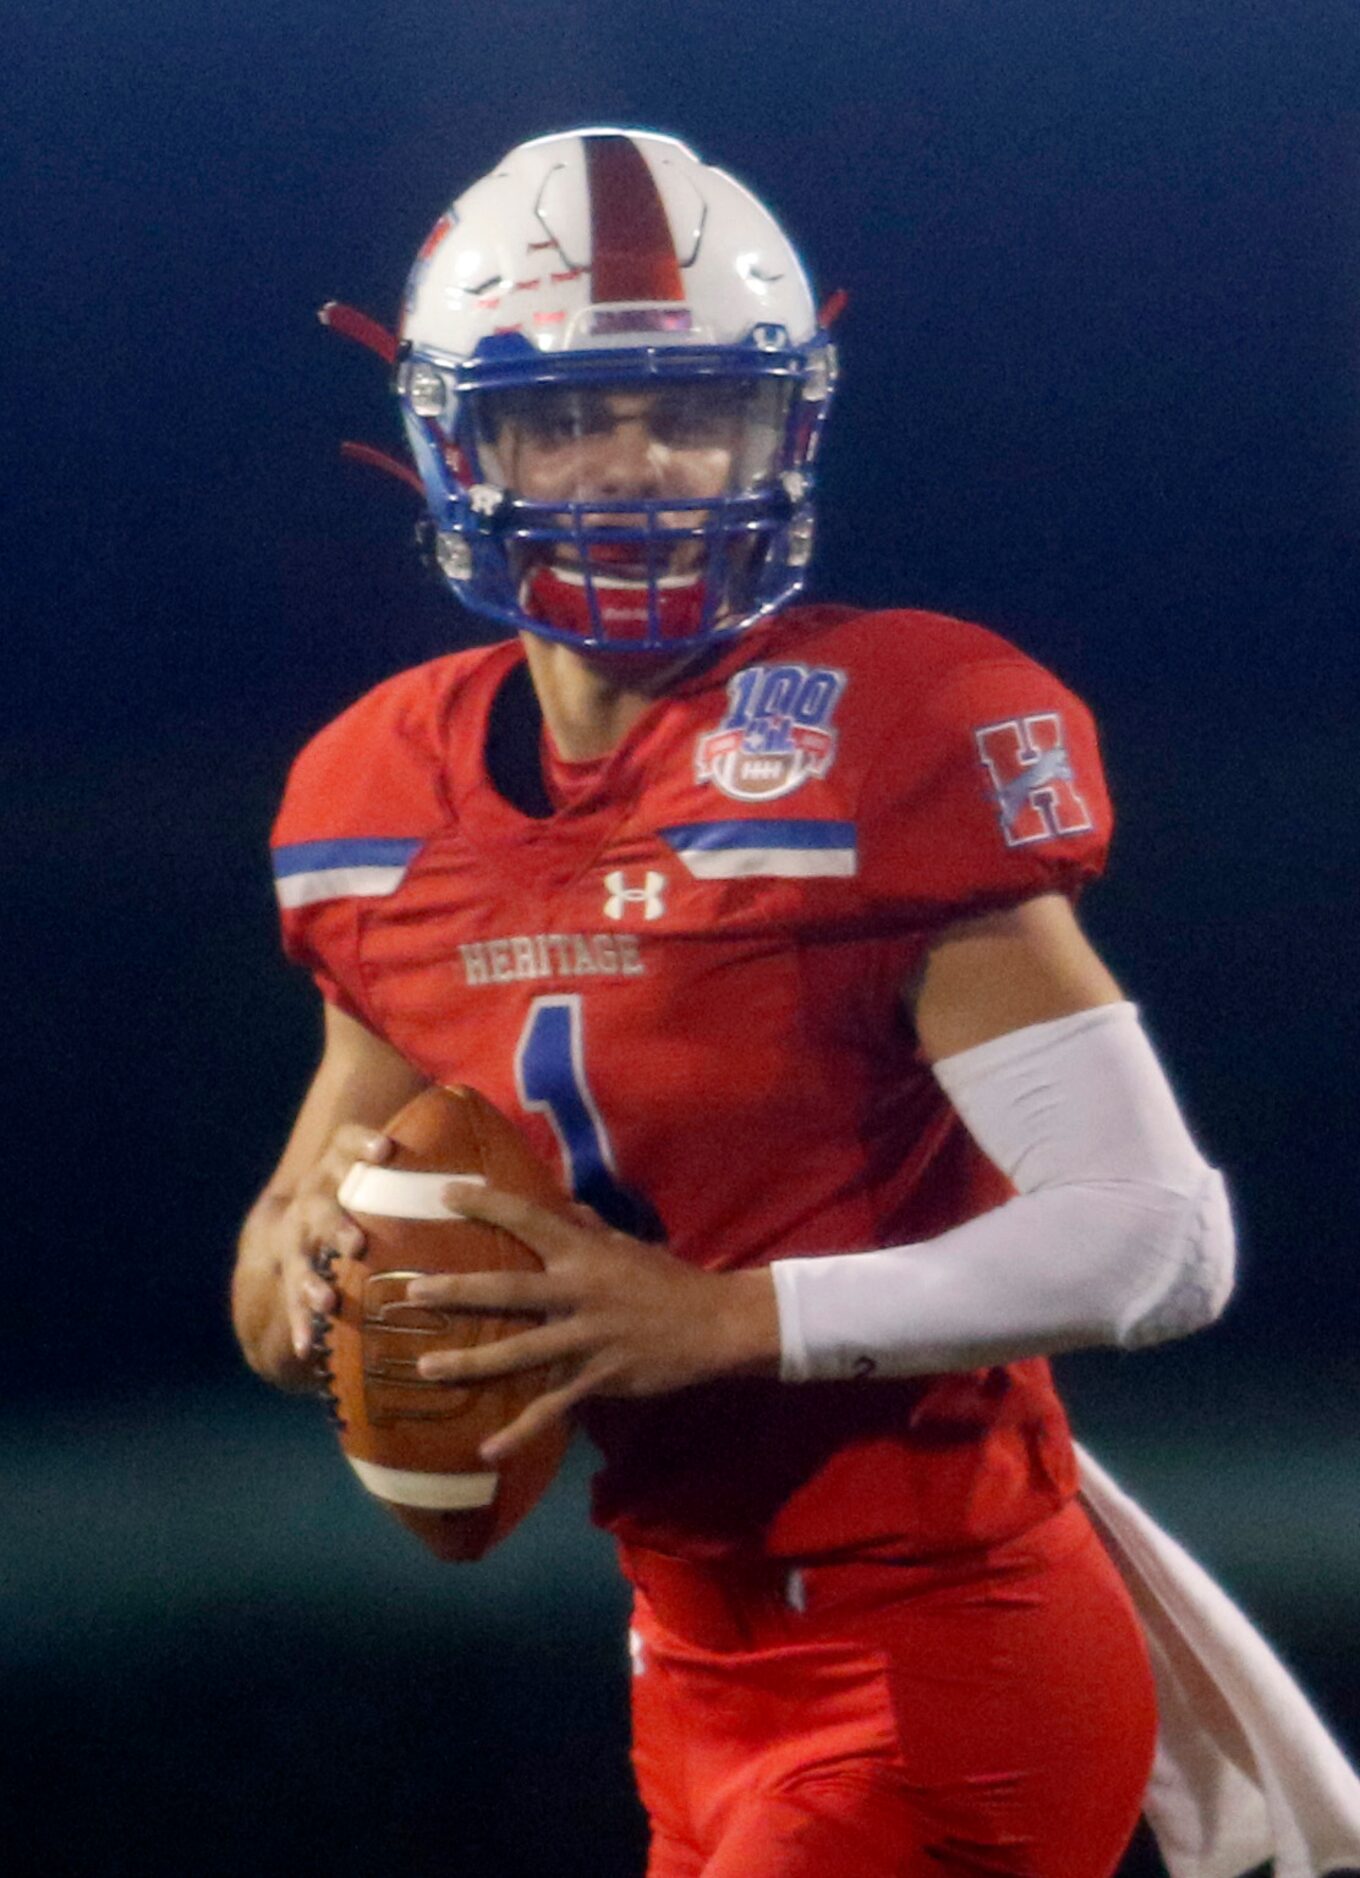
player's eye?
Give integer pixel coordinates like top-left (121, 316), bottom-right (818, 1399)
top-left (650, 388), bottom-right (745, 447)
top-left (480, 388), bottom-right (582, 449)
top-left (520, 399), bottom-right (582, 447)
top-left (573, 397), bottom-right (619, 438)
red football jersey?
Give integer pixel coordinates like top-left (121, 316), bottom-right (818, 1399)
top-left (273, 605), bottom-right (1113, 1561)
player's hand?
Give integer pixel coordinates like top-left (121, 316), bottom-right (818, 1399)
top-left (280, 1124), bottom-right (394, 1364)
top-left (406, 1183), bottom-right (781, 1461)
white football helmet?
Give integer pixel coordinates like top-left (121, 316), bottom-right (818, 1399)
top-left (396, 129), bottom-right (836, 652)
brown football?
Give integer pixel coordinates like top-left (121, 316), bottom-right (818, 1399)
top-left (316, 1083), bottom-right (573, 1562)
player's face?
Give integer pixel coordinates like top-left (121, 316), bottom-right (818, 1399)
top-left (499, 386), bottom-right (740, 499)
top-left (481, 381), bottom-right (779, 578)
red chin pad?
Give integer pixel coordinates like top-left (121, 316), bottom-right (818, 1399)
top-left (525, 564), bottom-right (709, 646)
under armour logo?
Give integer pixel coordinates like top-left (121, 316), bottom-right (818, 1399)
top-left (603, 870), bottom-right (666, 920)
top-left (974, 712), bottom-right (1094, 847)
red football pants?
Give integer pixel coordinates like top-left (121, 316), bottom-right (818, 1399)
top-left (623, 1503), bottom-right (1157, 1877)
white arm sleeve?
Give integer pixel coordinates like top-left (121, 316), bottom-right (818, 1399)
top-left (773, 1002), bottom-right (1235, 1383)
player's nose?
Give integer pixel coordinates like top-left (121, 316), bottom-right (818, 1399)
top-left (593, 419), bottom-right (668, 499)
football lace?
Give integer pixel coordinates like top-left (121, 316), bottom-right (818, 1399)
top-left (309, 1247), bottom-right (346, 1432)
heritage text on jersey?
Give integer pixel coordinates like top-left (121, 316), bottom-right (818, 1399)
top-left (458, 933), bottom-right (646, 986)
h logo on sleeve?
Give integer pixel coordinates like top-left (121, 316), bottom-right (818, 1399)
top-left (974, 713), bottom-right (1094, 847)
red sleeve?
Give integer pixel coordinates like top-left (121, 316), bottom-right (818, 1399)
top-left (269, 661), bottom-right (458, 1021)
top-left (855, 653), bottom-right (1112, 920)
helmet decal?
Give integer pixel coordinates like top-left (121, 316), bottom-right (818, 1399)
top-left (585, 135), bottom-right (686, 306)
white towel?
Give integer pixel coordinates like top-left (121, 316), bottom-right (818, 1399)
top-left (1077, 1443), bottom-right (1360, 1878)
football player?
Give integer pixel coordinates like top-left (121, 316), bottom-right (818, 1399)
top-left (233, 130), bottom-right (1240, 1876)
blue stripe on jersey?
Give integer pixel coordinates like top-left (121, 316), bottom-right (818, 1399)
top-left (271, 837), bottom-right (424, 879)
top-left (659, 820), bottom-right (856, 853)
top-left (659, 820), bottom-right (857, 881)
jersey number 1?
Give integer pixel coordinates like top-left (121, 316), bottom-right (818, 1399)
top-left (515, 995), bottom-right (664, 1241)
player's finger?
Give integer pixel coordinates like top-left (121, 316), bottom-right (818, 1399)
top-left (480, 1370), bottom-right (595, 1462)
top-left (442, 1181), bottom-right (593, 1260)
top-left (302, 1127), bottom-right (391, 1199)
top-left (415, 1317), bottom-right (584, 1384)
top-left (404, 1269), bottom-right (563, 1314)
top-left (329, 1218), bottom-right (366, 1258)
top-left (299, 1269), bottom-right (337, 1312)
top-left (332, 1124), bottom-right (394, 1165)
top-left (288, 1285), bottom-right (333, 1358)
top-left (289, 1305), bottom-right (313, 1360)
top-left (296, 1194), bottom-right (363, 1258)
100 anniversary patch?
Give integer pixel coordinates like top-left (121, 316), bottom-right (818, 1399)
top-left (696, 663), bottom-right (846, 802)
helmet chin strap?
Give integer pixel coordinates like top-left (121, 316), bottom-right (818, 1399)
top-left (524, 562), bottom-right (711, 648)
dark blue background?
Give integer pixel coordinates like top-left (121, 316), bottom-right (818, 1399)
top-left (4, 3), bottom-right (1357, 1872)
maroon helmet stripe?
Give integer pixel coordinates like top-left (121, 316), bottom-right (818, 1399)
top-left (584, 135), bottom-right (684, 304)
